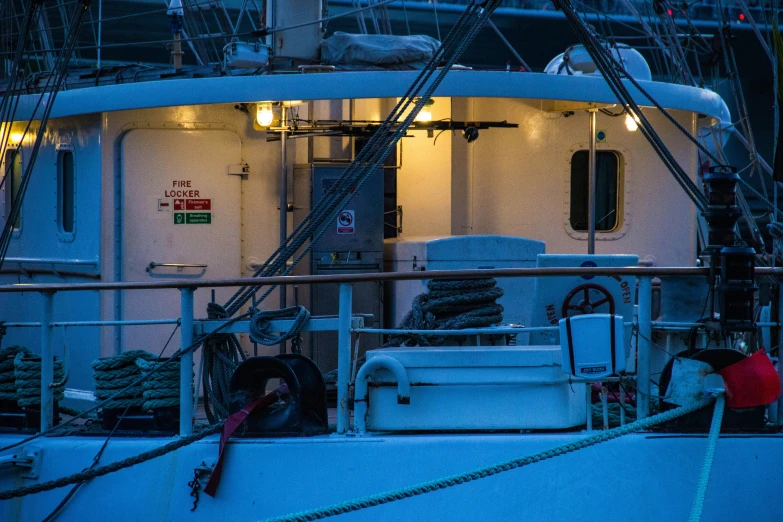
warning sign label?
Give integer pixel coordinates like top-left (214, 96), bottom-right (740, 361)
top-left (166, 185), bottom-right (212, 225)
top-left (337, 210), bottom-right (355, 234)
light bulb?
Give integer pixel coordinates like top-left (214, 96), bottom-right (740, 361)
top-left (625, 113), bottom-right (639, 132)
top-left (256, 103), bottom-right (275, 127)
top-left (414, 98), bottom-right (435, 123)
top-left (415, 109), bottom-right (432, 123)
top-left (10, 132), bottom-right (23, 144)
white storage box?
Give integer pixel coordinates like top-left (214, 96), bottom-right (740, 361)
top-left (559, 314), bottom-right (626, 379)
top-left (365, 346), bottom-right (586, 431)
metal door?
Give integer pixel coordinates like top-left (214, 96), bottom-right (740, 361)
top-left (120, 129), bottom-right (242, 355)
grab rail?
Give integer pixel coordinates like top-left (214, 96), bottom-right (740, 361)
top-left (3, 266), bottom-right (782, 436)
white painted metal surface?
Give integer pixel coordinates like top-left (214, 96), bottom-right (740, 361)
top-left (365, 346), bottom-right (586, 430)
top-left (119, 129), bottom-right (241, 354)
top-left (559, 314), bottom-right (627, 378)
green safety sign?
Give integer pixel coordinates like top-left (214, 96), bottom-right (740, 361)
top-left (174, 212), bottom-right (211, 224)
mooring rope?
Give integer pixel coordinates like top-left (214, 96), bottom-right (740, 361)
top-left (135, 358), bottom-right (182, 411)
top-left (385, 278), bottom-right (504, 347)
top-left (92, 350), bottom-right (155, 410)
top-left (0, 345), bottom-right (31, 401)
top-left (202, 303), bottom-right (247, 423)
top-left (14, 353), bottom-right (65, 408)
top-left (688, 395), bottom-right (726, 522)
top-left (262, 398), bottom-right (716, 522)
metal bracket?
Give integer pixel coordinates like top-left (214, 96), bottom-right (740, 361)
top-left (0, 446), bottom-right (43, 479)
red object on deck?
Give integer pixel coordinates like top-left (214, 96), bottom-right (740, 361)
top-left (718, 350), bottom-right (781, 409)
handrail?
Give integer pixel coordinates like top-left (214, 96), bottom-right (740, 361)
top-left (2, 265), bottom-right (781, 294)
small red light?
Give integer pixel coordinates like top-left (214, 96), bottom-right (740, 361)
top-left (739, 13), bottom-right (745, 20)
top-left (667, 8), bottom-right (673, 15)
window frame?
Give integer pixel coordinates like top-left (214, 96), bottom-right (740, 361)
top-left (56, 145), bottom-right (76, 241)
top-left (564, 145), bottom-right (630, 241)
top-left (3, 147), bottom-right (23, 237)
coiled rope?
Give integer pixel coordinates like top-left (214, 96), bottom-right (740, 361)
top-left (14, 353), bottom-right (65, 408)
top-left (249, 306), bottom-right (311, 346)
top-left (92, 350), bottom-right (155, 410)
top-left (135, 358), bottom-right (182, 411)
top-left (0, 422), bottom-right (223, 501)
top-left (202, 303), bottom-right (247, 423)
top-left (385, 278), bottom-right (504, 347)
top-left (0, 345), bottom-right (30, 402)
top-left (263, 397), bottom-right (716, 522)
top-left (688, 395), bottom-right (725, 522)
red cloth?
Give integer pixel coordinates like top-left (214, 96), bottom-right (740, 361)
top-left (203, 386), bottom-right (287, 497)
top-left (718, 349), bottom-right (781, 409)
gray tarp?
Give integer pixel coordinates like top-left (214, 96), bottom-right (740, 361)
top-left (321, 32), bottom-right (441, 67)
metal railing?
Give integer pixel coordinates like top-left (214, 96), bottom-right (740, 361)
top-left (2, 265), bottom-right (782, 436)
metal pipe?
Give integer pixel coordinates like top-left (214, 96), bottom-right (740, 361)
top-left (279, 123), bottom-right (288, 355)
top-left (486, 19), bottom-right (531, 71)
top-left (5, 266), bottom-right (774, 294)
top-left (354, 355), bottom-right (410, 435)
top-left (97, 0), bottom-right (102, 69)
top-left (588, 109), bottom-right (597, 255)
top-left (40, 291), bottom-right (55, 432)
top-left (637, 276), bottom-right (652, 419)
top-left (336, 283), bottom-right (353, 434)
top-left (179, 288), bottom-right (195, 436)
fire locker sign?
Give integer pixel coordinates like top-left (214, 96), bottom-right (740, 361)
top-left (170, 195), bottom-right (212, 225)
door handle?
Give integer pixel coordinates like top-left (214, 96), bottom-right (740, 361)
top-left (147, 262), bottom-right (208, 272)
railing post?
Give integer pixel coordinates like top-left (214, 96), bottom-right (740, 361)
top-left (337, 283), bottom-right (353, 434)
top-left (637, 276), bottom-right (652, 419)
top-left (180, 288), bottom-right (195, 436)
top-left (777, 288), bottom-right (783, 423)
top-left (40, 291), bottom-right (55, 432)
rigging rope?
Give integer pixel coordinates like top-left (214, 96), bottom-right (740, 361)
top-left (263, 397), bottom-right (717, 522)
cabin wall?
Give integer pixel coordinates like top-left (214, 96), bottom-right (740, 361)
top-left (450, 98), bottom-right (698, 266)
top-left (0, 114), bottom-right (103, 392)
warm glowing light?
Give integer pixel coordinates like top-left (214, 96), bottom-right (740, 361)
top-left (10, 132), bottom-right (23, 144)
top-left (256, 102), bottom-right (275, 127)
top-left (415, 99), bottom-right (435, 123)
top-left (625, 113), bottom-right (639, 132)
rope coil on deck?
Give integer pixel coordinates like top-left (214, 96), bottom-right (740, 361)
top-left (0, 345), bottom-right (31, 402)
top-left (385, 278), bottom-right (504, 347)
top-left (14, 353), bottom-right (65, 408)
top-left (249, 306), bottom-right (311, 346)
top-left (262, 397), bottom-right (718, 522)
top-left (92, 350), bottom-right (155, 410)
top-left (135, 358), bottom-right (182, 411)
top-left (202, 303), bottom-right (247, 423)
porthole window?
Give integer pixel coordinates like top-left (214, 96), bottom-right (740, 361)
top-left (569, 150), bottom-right (621, 232)
top-left (3, 149), bottom-right (22, 231)
top-left (57, 149), bottom-right (75, 236)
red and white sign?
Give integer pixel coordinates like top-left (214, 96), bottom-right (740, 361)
top-left (337, 210), bottom-right (355, 234)
top-left (174, 199), bottom-right (185, 211)
top-left (186, 198), bottom-right (212, 211)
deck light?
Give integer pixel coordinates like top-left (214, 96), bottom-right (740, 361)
top-left (256, 102), bottom-right (275, 127)
top-left (624, 112), bottom-right (639, 132)
top-left (415, 99), bottom-right (435, 123)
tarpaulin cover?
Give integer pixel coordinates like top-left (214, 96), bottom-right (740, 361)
top-left (321, 32), bottom-right (441, 67)
top-left (718, 349), bottom-right (781, 408)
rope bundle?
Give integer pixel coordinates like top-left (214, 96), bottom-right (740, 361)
top-left (135, 358), bottom-right (182, 411)
top-left (386, 278), bottom-right (504, 347)
top-left (92, 350), bottom-right (155, 410)
top-left (0, 345), bottom-right (31, 402)
top-left (249, 306), bottom-right (311, 346)
top-left (202, 303), bottom-right (247, 423)
top-left (14, 353), bottom-right (65, 408)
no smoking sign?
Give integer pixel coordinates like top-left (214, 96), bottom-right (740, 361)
top-left (337, 210), bottom-right (355, 234)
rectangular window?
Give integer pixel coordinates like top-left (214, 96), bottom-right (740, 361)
top-left (570, 150), bottom-right (620, 232)
top-left (57, 150), bottom-right (75, 234)
top-left (4, 149), bottom-right (22, 230)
